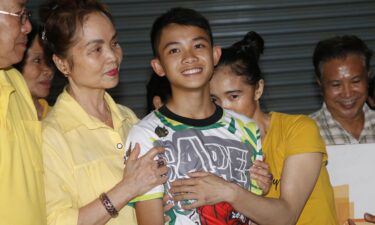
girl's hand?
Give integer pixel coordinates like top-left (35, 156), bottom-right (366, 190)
top-left (170, 172), bottom-right (237, 210)
top-left (249, 160), bottom-right (273, 195)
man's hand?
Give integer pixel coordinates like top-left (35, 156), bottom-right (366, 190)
top-left (365, 213), bottom-right (375, 223)
top-left (348, 213), bottom-right (375, 225)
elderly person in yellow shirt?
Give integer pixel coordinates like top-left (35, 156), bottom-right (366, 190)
top-left (0, 0), bottom-right (47, 224)
top-left (40, 0), bottom-right (168, 225)
top-left (14, 21), bottom-right (54, 120)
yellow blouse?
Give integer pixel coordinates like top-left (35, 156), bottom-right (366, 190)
top-left (38, 98), bottom-right (50, 120)
top-left (42, 89), bottom-right (139, 225)
top-left (0, 68), bottom-right (46, 225)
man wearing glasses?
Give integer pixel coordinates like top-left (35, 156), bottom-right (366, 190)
top-left (0, 0), bottom-right (46, 224)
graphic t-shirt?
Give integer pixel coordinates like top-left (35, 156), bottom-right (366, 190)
top-left (125, 105), bottom-right (263, 225)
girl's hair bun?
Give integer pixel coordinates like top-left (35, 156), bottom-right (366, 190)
top-left (232, 31), bottom-right (264, 62)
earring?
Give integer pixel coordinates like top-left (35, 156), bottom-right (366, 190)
top-left (61, 67), bottom-right (69, 77)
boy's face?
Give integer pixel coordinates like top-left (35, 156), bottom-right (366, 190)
top-left (151, 23), bottom-right (221, 91)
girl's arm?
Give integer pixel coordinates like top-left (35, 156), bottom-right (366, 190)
top-left (171, 152), bottom-right (322, 225)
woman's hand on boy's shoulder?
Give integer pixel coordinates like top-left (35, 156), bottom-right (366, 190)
top-left (122, 144), bottom-right (168, 197)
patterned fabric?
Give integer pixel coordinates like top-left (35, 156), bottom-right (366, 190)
top-left (310, 103), bottom-right (375, 145)
top-left (125, 105), bottom-right (263, 225)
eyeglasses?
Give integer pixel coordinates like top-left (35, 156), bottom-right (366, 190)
top-left (0, 9), bottom-right (31, 25)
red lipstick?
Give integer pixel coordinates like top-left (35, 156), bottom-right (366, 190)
top-left (106, 68), bottom-right (119, 77)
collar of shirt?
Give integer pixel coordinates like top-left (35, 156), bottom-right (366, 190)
top-left (321, 103), bottom-right (356, 143)
top-left (0, 69), bottom-right (16, 90)
top-left (0, 69), bottom-right (16, 116)
top-left (320, 103), bottom-right (340, 127)
top-left (1, 68), bottom-right (38, 120)
top-left (38, 98), bottom-right (50, 120)
top-left (53, 88), bottom-right (128, 132)
top-left (316, 103), bottom-right (375, 144)
top-left (362, 103), bottom-right (375, 133)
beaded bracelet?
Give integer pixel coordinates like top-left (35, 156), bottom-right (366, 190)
top-left (99, 193), bottom-right (119, 218)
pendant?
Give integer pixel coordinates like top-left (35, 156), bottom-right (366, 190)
top-left (155, 126), bottom-right (169, 138)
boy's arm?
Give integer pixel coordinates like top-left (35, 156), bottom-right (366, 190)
top-left (136, 199), bottom-right (164, 225)
top-left (125, 125), bottom-right (165, 201)
top-left (125, 125), bottom-right (165, 225)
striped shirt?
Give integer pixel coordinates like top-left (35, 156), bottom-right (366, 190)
top-left (310, 103), bottom-right (375, 145)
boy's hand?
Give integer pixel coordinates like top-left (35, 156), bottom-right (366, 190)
top-left (249, 160), bottom-right (273, 195)
top-left (163, 194), bottom-right (173, 223)
top-left (122, 144), bottom-right (168, 197)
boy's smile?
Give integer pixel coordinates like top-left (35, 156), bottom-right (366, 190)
top-left (181, 67), bottom-right (203, 76)
top-left (151, 23), bottom-right (221, 91)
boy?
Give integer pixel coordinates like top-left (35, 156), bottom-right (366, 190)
top-left (125, 7), bottom-right (263, 225)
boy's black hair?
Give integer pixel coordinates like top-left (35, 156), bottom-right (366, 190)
top-left (313, 35), bottom-right (373, 81)
top-left (146, 72), bottom-right (171, 113)
top-left (150, 7), bottom-right (213, 57)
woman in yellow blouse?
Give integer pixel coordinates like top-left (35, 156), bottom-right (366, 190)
top-left (40, 0), bottom-right (168, 225)
top-left (14, 22), bottom-right (53, 120)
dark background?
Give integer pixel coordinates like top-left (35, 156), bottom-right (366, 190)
top-left (27, 0), bottom-right (375, 117)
